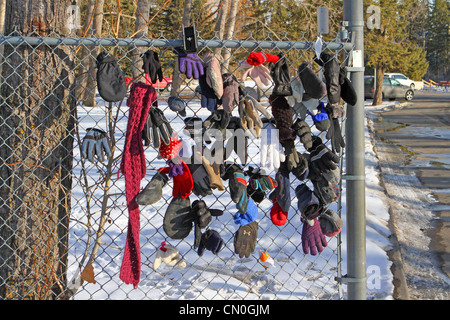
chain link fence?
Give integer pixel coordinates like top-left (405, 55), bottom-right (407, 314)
top-left (0, 27), bottom-right (353, 300)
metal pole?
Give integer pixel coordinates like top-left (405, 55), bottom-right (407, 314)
top-left (343, 0), bottom-right (366, 300)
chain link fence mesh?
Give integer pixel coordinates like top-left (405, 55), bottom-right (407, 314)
top-left (0, 28), bottom-right (353, 300)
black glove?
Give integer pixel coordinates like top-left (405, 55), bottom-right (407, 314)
top-left (142, 49), bottom-right (163, 84)
top-left (198, 229), bottom-right (225, 256)
top-left (188, 163), bottom-right (213, 197)
top-left (222, 163), bottom-right (249, 214)
top-left (81, 128), bottom-right (112, 162)
top-left (269, 54), bottom-right (292, 96)
top-left (308, 136), bottom-right (339, 174)
top-left (234, 221), bottom-right (258, 258)
top-left (325, 106), bottom-right (346, 154)
top-left (245, 167), bottom-right (278, 203)
top-left (143, 107), bottom-right (174, 148)
top-left (291, 118), bottom-right (313, 150)
top-left (291, 151), bottom-right (309, 181)
top-left (199, 73), bottom-right (219, 111)
top-left (192, 200), bottom-right (224, 249)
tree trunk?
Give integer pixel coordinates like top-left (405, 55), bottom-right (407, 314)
top-left (80, 0), bottom-right (104, 107)
top-left (132, 0), bottom-right (150, 81)
top-left (373, 65), bottom-right (385, 106)
top-left (221, 0), bottom-right (238, 73)
top-left (0, 0), bottom-right (76, 300)
top-left (170, 0), bottom-right (192, 96)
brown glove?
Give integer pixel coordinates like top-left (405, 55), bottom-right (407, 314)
top-left (234, 221), bottom-right (258, 258)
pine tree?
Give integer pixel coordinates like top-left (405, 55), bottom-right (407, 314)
top-left (426, 0), bottom-right (449, 80)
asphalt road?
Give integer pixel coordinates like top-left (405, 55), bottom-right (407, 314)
top-left (369, 90), bottom-right (450, 299)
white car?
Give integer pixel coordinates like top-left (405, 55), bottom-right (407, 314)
top-left (384, 73), bottom-right (416, 90)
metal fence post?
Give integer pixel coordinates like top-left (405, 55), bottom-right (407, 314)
top-left (343, 0), bottom-right (366, 300)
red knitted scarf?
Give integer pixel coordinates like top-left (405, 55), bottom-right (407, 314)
top-left (119, 81), bottom-right (157, 288)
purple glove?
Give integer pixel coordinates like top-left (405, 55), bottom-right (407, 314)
top-left (169, 161), bottom-right (184, 177)
top-left (179, 53), bottom-right (204, 79)
top-left (302, 218), bottom-right (327, 255)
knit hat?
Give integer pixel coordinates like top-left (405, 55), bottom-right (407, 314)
top-left (159, 133), bottom-right (182, 159)
top-left (319, 209), bottom-right (344, 237)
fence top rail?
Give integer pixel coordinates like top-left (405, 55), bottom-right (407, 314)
top-left (0, 35), bottom-right (354, 51)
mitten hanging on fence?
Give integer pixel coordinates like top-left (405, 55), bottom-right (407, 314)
top-left (309, 102), bottom-right (331, 132)
top-left (269, 53), bottom-right (292, 96)
top-left (163, 196), bottom-right (193, 240)
top-left (233, 198), bottom-right (258, 226)
top-left (198, 229), bottom-right (225, 256)
top-left (96, 51), bottom-right (128, 102)
top-left (297, 61), bottom-right (326, 100)
top-left (136, 171), bottom-right (169, 206)
top-left (319, 209), bottom-right (344, 237)
top-left (246, 51), bottom-right (279, 66)
top-left (270, 199), bottom-right (288, 226)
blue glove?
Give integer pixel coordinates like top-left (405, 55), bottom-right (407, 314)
top-left (234, 199), bottom-right (258, 226)
top-left (81, 128), bottom-right (111, 162)
top-left (199, 73), bottom-right (218, 111)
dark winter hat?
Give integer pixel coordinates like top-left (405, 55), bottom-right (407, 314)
top-left (96, 52), bottom-right (128, 102)
top-left (168, 96), bottom-right (187, 117)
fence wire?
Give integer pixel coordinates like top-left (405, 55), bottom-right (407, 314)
top-left (0, 28), bottom-right (353, 300)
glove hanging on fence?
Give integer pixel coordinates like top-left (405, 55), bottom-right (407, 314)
top-left (239, 60), bottom-right (273, 91)
top-left (308, 136), bottom-right (339, 174)
top-left (234, 221), bottom-right (258, 259)
top-left (168, 96), bottom-right (187, 117)
top-left (96, 51), bottom-right (128, 102)
top-left (291, 118), bottom-right (313, 151)
top-left (136, 171), bottom-right (169, 206)
top-left (188, 163), bottom-right (213, 197)
top-left (295, 183), bottom-right (323, 222)
top-left (233, 198), bottom-right (258, 226)
top-left (221, 73), bottom-right (240, 113)
top-left (222, 163), bottom-right (249, 215)
top-left (325, 106), bottom-right (346, 154)
top-left (199, 72), bottom-right (219, 111)
top-left (203, 51), bottom-right (223, 99)
top-left (143, 106), bottom-right (174, 148)
top-left (260, 119), bottom-right (286, 174)
top-left (269, 165), bottom-right (291, 212)
top-left (224, 117), bottom-right (249, 165)
top-left (153, 241), bottom-right (186, 270)
top-left (238, 98), bottom-right (264, 138)
top-left (309, 165), bottom-right (341, 206)
top-left (81, 128), bottom-right (112, 163)
top-left (269, 53), bottom-right (292, 96)
top-left (142, 49), bottom-right (163, 84)
top-left (198, 229), bottom-right (225, 256)
top-left (245, 166), bottom-right (278, 203)
top-left (191, 199), bottom-right (224, 249)
top-left (301, 218), bottom-right (327, 256)
top-left (177, 49), bottom-right (204, 79)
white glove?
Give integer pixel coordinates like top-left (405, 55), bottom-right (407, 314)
top-left (260, 121), bottom-right (285, 175)
top-left (153, 241), bottom-right (187, 270)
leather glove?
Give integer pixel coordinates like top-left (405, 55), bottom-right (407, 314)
top-left (178, 51), bottom-right (204, 79)
top-left (308, 136), bottom-right (339, 173)
top-left (136, 171), bottom-right (168, 205)
top-left (198, 229), bottom-right (225, 256)
top-left (260, 119), bottom-right (285, 174)
top-left (188, 163), bottom-right (213, 197)
top-left (192, 200), bottom-right (223, 249)
top-left (142, 49), bottom-right (163, 84)
top-left (325, 105), bottom-right (345, 153)
top-left (203, 51), bottom-right (223, 99)
top-left (81, 128), bottom-right (111, 162)
top-left (222, 163), bottom-right (249, 215)
top-left (234, 221), bottom-right (258, 258)
top-left (302, 218), bottom-right (327, 256)
top-left (238, 98), bottom-right (263, 138)
top-left (269, 53), bottom-right (292, 96)
top-left (221, 73), bottom-right (240, 113)
top-left (297, 61), bottom-right (326, 99)
top-left (143, 107), bottom-right (174, 148)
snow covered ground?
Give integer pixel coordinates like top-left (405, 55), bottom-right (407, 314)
top-left (66, 92), bottom-right (397, 300)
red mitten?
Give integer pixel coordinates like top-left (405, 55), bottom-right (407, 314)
top-left (247, 52), bottom-right (279, 66)
top-left (159, 160), bottom-right (194, 199)
top-left (270, 199), bottom-right (288, 226)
